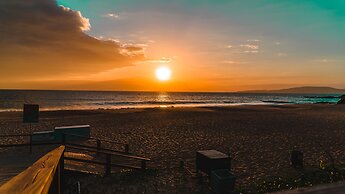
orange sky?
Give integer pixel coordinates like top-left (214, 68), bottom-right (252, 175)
top-left (1, 0), bottom-right (345, 92)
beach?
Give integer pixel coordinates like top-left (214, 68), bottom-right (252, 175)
top-left (1, 104), bottom-right (345, 193)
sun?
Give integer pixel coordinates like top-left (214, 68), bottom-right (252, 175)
top-left (155, 66), bottom-right (171, 81)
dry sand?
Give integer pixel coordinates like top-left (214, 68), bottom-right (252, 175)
top-left (1, 104), bottom-right (345, 193)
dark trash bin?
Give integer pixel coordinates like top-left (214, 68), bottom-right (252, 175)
top-left (210, 169), bottom-right (236, 194)
top-left (291, 150), bottom-right (303, 168)
top-left (196, 150), bottom-right (231, 175)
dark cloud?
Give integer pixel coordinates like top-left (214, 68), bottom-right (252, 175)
top-left (123, 45), bottom-right (145, 52)
top-left (0, 0), bottom-right (144, 80)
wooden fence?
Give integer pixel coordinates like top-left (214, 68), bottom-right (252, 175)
top-left (0, 133), bottom-right (130, 154)
top-left (0, 133), bottom-right (150, 173)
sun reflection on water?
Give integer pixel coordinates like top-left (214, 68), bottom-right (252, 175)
top-left (156, 92), bottom-right (169, 102)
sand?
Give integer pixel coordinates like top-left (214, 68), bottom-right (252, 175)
top-left (1, 104), bottom-right (345, 193)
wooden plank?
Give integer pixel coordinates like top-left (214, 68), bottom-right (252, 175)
top-left (0, 142), bottom-right (146, 160)
top-left (64, 156), bottom-right (142, 170)
top-left (67, 144), bottom-right (149, 161)
top-left (0, 146), bottom-right (65, 194)
top-left (110, 163), bottom-right (141, 170)
top-left (109, 151), bottom-right (151, 161)
top-left (66, 144), bottom-right (128, 155)
top-left (64, 156), bottom-right (105, 166)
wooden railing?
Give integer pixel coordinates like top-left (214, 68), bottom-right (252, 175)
top-left (61, 134), bottom-right (149, 174)
top-left (65, 145), bottom-right (150, 175)
top-left (0, 133), bottom-right (130, 154)
top-left (0, 146), bottom-right (65, 194)
top-left (0, 133), bottom-right (150, 174)
top-left (61, 133), bottom-right (130, 154)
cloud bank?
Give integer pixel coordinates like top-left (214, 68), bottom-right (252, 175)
top-left (0, 0), bottom-right (144, 81)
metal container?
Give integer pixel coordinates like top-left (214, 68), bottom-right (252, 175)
top-left (210, 169), bottom-right (236, 194)
top-left (196, 150), bottom-right (231, 175)
top-left (54, 125), bottom-right (90, 141)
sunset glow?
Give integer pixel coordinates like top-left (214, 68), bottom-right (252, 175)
top-left (155, 67), bottom-right (171, 81)
top-left (1, 1), bottom-right (345, 192)
top-left (1, 0), bottom-right (345, 92)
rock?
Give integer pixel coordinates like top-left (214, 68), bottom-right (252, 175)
top-left (337, 94), bottom-right (345, 104)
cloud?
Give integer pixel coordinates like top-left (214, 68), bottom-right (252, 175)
top-left (0, 0), bottom-right (144, 81)
top-left (135, 57), bottom-right (172, 64)
top-left (220, 60), bottom-right (246, 64)
top-left (238, 40), bottom-right (260, 54)
top-left (247, 39), bottom-right (260, 42)
top-left (149, 57), bottom-right (172, 63)
top-left (314, 59), bottom-right (338, 63)
top-left (60, 6), bottom-right (90, 31)
top-left (244, 50), bottom-right (259, 53)
top-left (119, 44), bottom-right (146, 56)
top-left (240, 44), bottom-right (259, 50)
top-left (104, 13), bottom-right (120, 19)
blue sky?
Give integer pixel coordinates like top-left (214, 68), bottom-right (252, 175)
top-left (56, 0), bottom-right (345, 90)
top-left (1, 0), bottom-right (344, 91)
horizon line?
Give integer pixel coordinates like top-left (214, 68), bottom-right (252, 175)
top-left (0, 85), bottom-right (344, 94)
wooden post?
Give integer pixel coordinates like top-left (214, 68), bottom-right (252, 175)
top-left (60, 149), bottom-right (65, 194)
top-left (29, 123), bottom-right (32, 137)
top-left (125, 144), bottom-right (129, 153)
top-left (179, 160), bottom-right (185, 168)
top-left (105, 154), bottom-right (111, 176)
top-left (29, 134), bottom-right (32, 154)
top-left (96, 140), bottom-right (101, 156)
top-left (141, 160), bottom-right (146, 170)
top-left (57, 161), bottom-right (61, 194)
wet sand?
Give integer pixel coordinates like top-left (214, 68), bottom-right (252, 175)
top-left (1, 104), bottom-right (345, 192)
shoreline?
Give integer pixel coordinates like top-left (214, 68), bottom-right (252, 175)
top-left (0, 102), bottom-right (338, 113)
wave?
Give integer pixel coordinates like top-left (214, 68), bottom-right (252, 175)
top-left (304, 96), bottom-right (340, 99)
top-left (1, 90), bottom-right (341, 111)
top-left (261, 100), bottom-right (291, 104)
top-left (93, 100), bottom-right (236, 105)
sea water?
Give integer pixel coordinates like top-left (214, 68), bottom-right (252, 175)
top-left (0, 90), bottom-right (341, 111)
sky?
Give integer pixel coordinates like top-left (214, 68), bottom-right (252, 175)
top-left (1, 0), bottom-right (345, 92)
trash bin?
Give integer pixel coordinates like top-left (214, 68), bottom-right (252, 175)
top-left (210, 169), bottom-right (236, 194)
top-left (196, 150), bottom-right (231, 175)
top-left (291, 150), bottom-right (303, 168)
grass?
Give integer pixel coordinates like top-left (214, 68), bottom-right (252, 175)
top-left (237, 166), bottom-right (345, 193)
top-left (64, 165), bottom-right (345, 193)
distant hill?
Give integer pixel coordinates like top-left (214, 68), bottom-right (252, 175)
top-left (238, 86), bottom-right (345, 94)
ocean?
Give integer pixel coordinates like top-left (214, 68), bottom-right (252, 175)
top-left (0, 90), bottom-right (342, 112)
